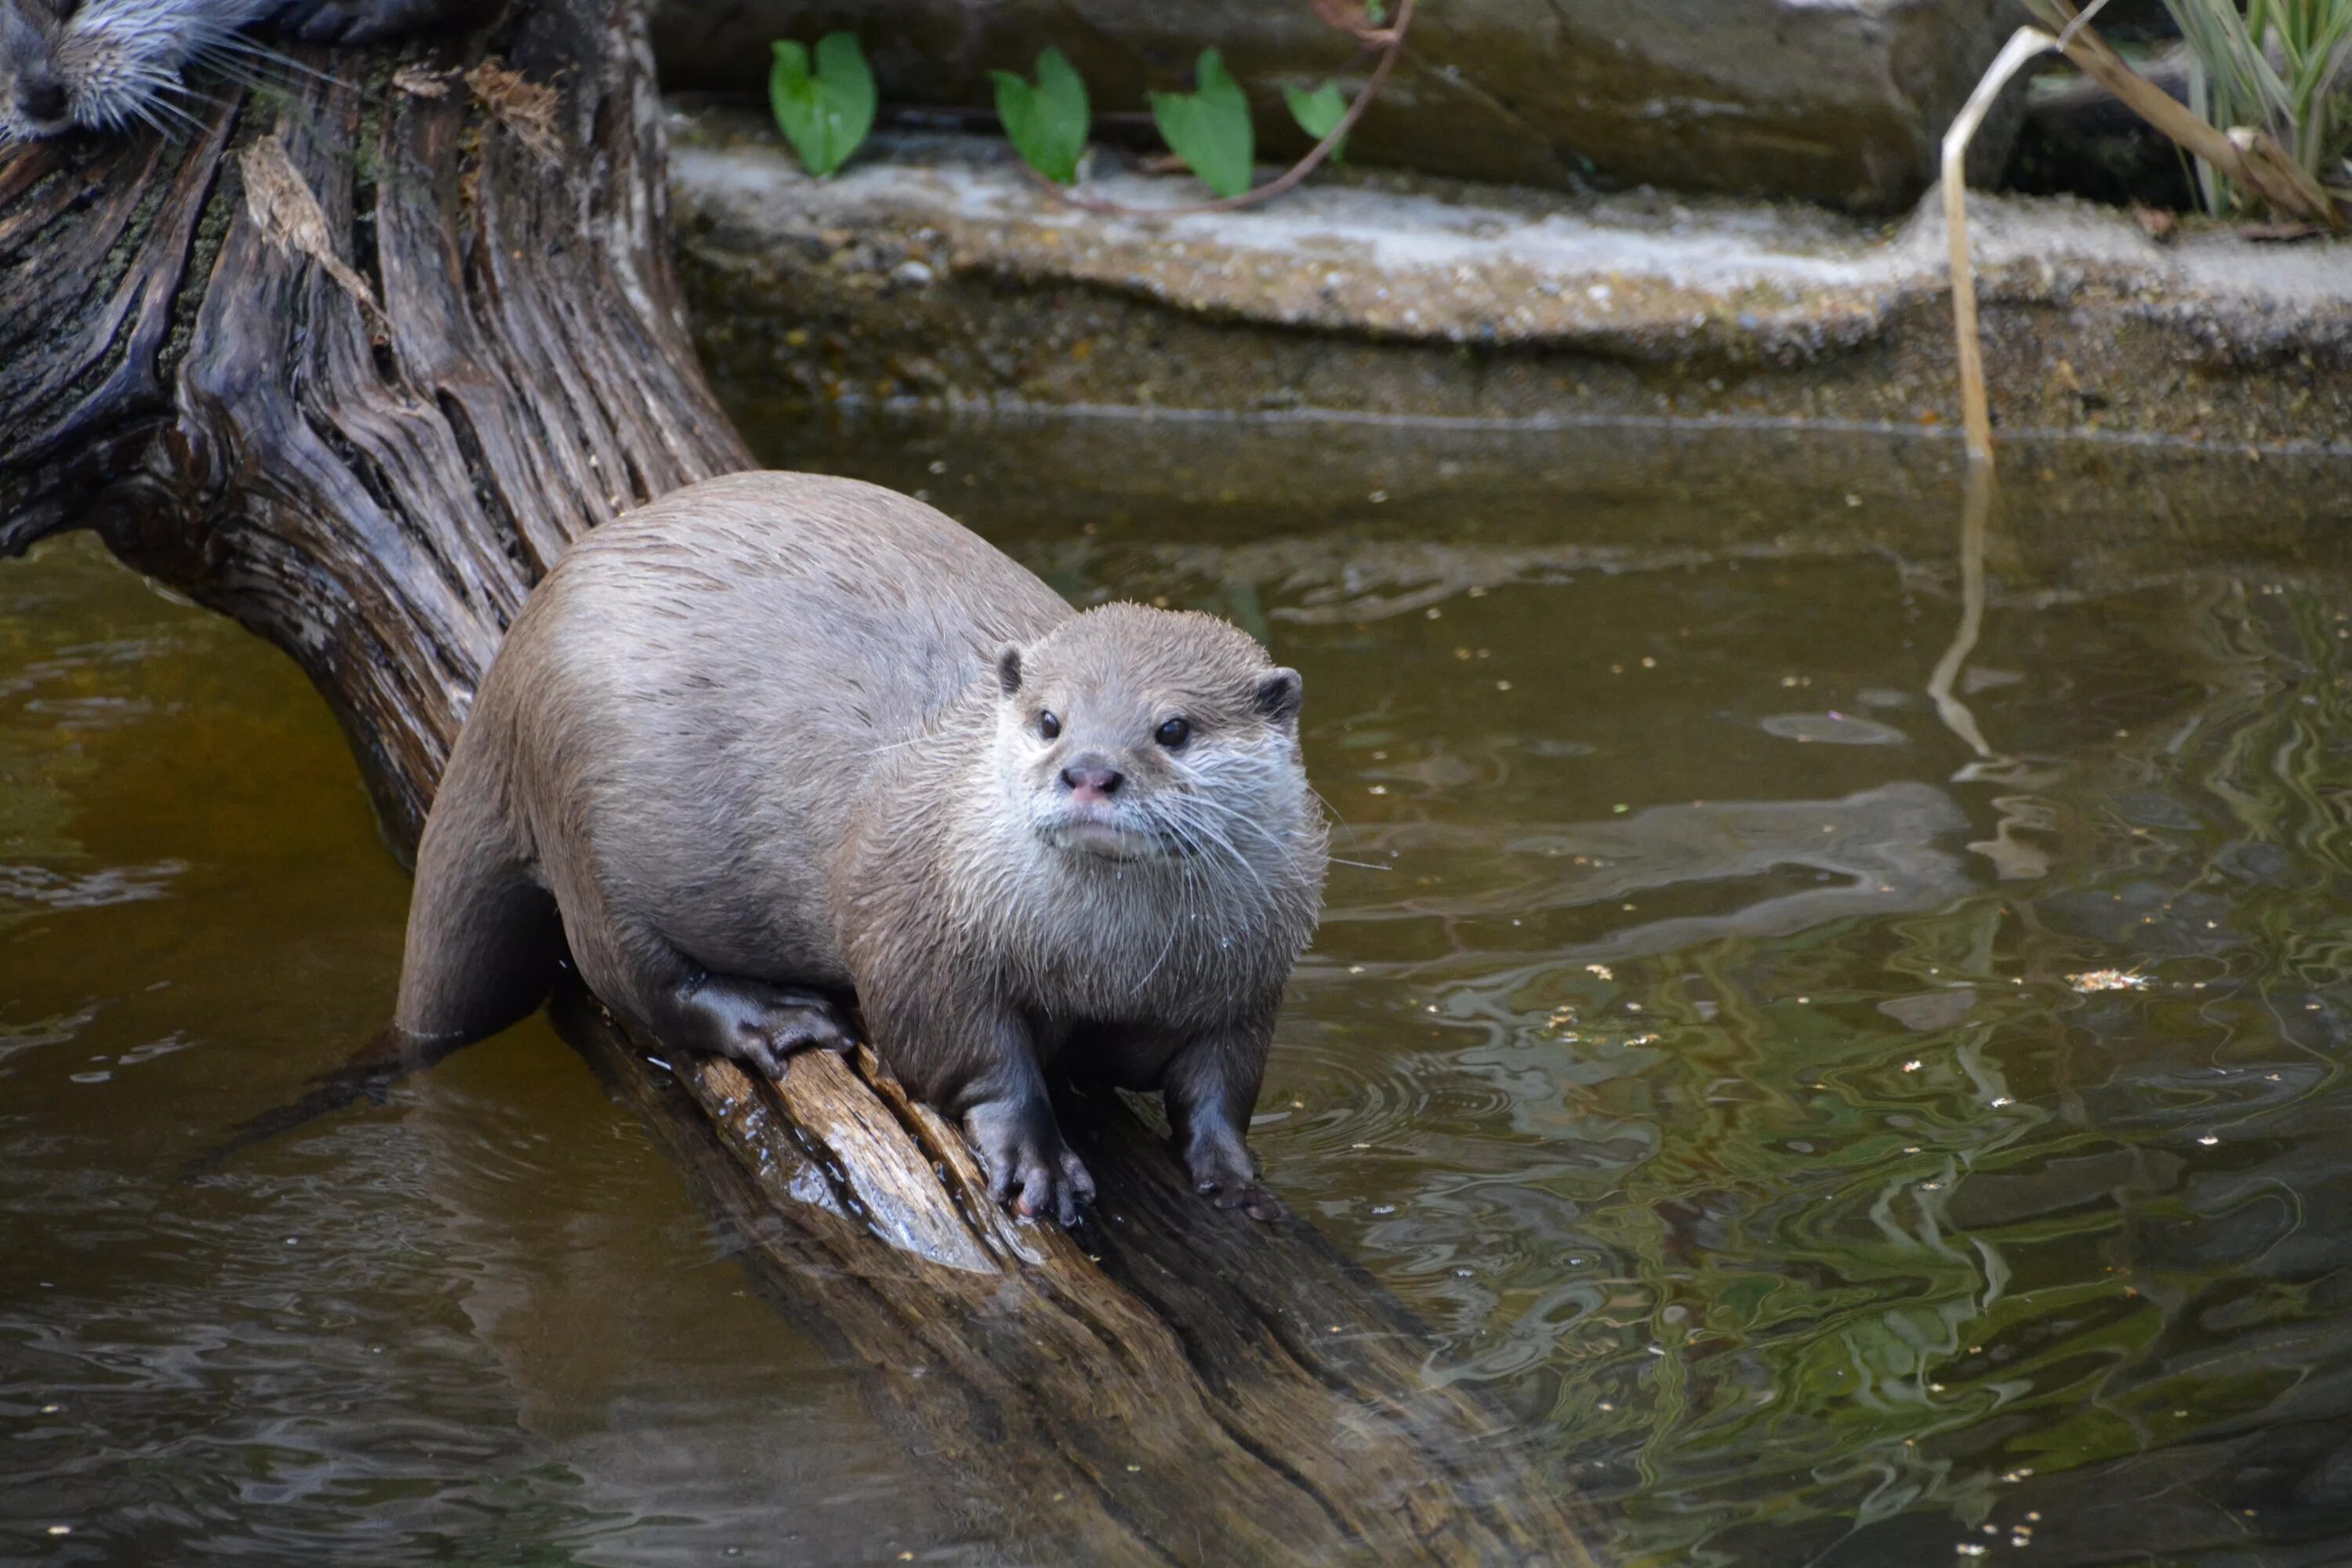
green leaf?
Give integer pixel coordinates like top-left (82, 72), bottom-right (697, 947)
top-left (990, 46), bottom-right (1091, 185)
top-left (768, 31), bottom-right (876, 178)
top-left (1148, 48), bottom-right (1255, 198)
top-left (1283, 79), bottom-right (1350, 163)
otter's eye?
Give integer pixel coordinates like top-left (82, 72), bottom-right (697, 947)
top-left (1039, 711), bottom-right (1061, 741)
top-left (1155, 717), bottom-right (1191, 750)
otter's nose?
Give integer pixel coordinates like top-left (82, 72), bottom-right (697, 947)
top-left (1060, 757), bottom-right (1123, 800)
top-left (20, 78), bottom-right (68, 125)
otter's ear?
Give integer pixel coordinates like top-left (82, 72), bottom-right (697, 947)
top-left (1253, 667), bottom-right (1303, 726)
top-left (996, 643), bottom-right (1025, 698)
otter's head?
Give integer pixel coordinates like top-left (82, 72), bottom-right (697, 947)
top-left (993, 603), bottom-right (1308, 866)
top-left (1, 0), bottom-right (261, 143)
top-left (0, 2), bottom-right (75, 141)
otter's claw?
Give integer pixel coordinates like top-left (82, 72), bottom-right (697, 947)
top-left (1188, 1145), bottom-right (1284, 1222)
top-left (971, 1104), bottom-right (1094, 1226)
top-left (671, 974), bottom-right (853, 1080)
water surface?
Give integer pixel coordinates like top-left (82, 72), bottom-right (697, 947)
top-left (6, 415), bottom-right (2352, 1566)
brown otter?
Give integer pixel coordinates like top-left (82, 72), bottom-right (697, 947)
top-left (395, 471), bottom-right (1327, 1223)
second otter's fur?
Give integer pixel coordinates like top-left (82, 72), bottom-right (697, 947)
top-left (398, 472), bottom-right (1327, 1222)
top-left (0, 0), bottom-right (456, 142)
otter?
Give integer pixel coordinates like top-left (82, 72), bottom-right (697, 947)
top-left (0, 0), bottom-right (458, 141)
top-left (394, 472), bottom-right (1327, 1223)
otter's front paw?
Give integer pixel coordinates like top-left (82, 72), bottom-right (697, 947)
top-left (267, 0), bottom-right (463, 44)
top-left (1188, 1143), bottom-right (1285, 1222)
top-left (969, 1104), bottom-right (1095, 1226)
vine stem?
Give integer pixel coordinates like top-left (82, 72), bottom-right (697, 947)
top-left (1043, 0), bottom-right (1417, 218)
top-left (1941, 24), bottom-right (2059, 466)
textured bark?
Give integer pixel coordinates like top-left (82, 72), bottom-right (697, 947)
top-left (0, 5), bottom-right (1591, 1562)
top-left (0, 0), bottom-right (742, 843)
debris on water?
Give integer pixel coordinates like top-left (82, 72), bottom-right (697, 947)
top-left (1762, 711), bottom-right (1907, 746)
top-left (2068, 970), bottom-right (2149, 992)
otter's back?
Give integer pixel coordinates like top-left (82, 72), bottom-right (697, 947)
top-left (485, 471), bottom-right (1072, 978)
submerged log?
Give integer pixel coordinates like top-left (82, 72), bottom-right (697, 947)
top-left (0, 4), bottom-right (1591, 1560)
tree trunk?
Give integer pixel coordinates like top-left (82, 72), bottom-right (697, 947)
top-left (0, 5), bottom-right (1592, 1561)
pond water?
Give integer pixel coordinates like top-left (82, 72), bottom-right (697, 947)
top-left (5, 413), bottom-right (2352, 1566)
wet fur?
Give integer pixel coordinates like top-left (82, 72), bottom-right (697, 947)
top-left (0, 0), bottom-right (456, 141)
top-left (400, 472), bottom-right (1327, 1222)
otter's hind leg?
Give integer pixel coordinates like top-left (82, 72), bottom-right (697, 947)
top-left (652, 971), bottom-right (855, 1078)
top-left (542, 859), bottom-right (851, 1076)
top-left (394, 771), bottom-right (564, 1046)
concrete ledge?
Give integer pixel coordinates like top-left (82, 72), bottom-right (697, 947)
top-left (670, 114), bottom-right (2352, 450)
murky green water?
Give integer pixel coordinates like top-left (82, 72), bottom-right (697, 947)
top-left (7, 414), bottom-right (2352, 1566)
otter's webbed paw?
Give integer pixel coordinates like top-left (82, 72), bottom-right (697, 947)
top-left (1185, 1137), bottom-right (1285, 1223)
top-left (266, 0), bottom-right (465, 44)
top-left (670, 974), bottom-right (854, 1079)
top-left (967, 1099), bottom-right (1095, 1226)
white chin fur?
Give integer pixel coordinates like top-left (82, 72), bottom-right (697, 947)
top-left (1044, 821), bottom-right (1163, 862)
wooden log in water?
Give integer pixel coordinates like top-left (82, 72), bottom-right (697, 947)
top-left (0, 4), bottom-right (1592, 1560)
top-left (565, 988), bottom-right (1591, 1564)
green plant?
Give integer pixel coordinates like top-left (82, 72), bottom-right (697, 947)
top-left (2162, 0), bottom-right (2352, 211)
top-left (1283, 80), bottom-right (1351, 162)
top-left (1149, 49), bottom-right (1256, 198)
top-left (991, 47), bottom-right (1091, 184)
top-left (768, 32), bottom-right (876, 178)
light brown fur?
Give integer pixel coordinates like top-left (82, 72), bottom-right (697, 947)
top-left (397, 471), bottom-right (1327, 1221)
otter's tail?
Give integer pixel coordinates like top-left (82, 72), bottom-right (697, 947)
top-left (189, 695), bottom-right (566, 1176)
top-left (179, 1022), bottom-right (482, 1178)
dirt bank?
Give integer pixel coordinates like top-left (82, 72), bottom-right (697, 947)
top-left (670, 111), bottom-right (2352, 453)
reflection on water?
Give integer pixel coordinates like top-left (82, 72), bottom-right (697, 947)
top-left (6, 416), bottom-right (2352, 1565)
